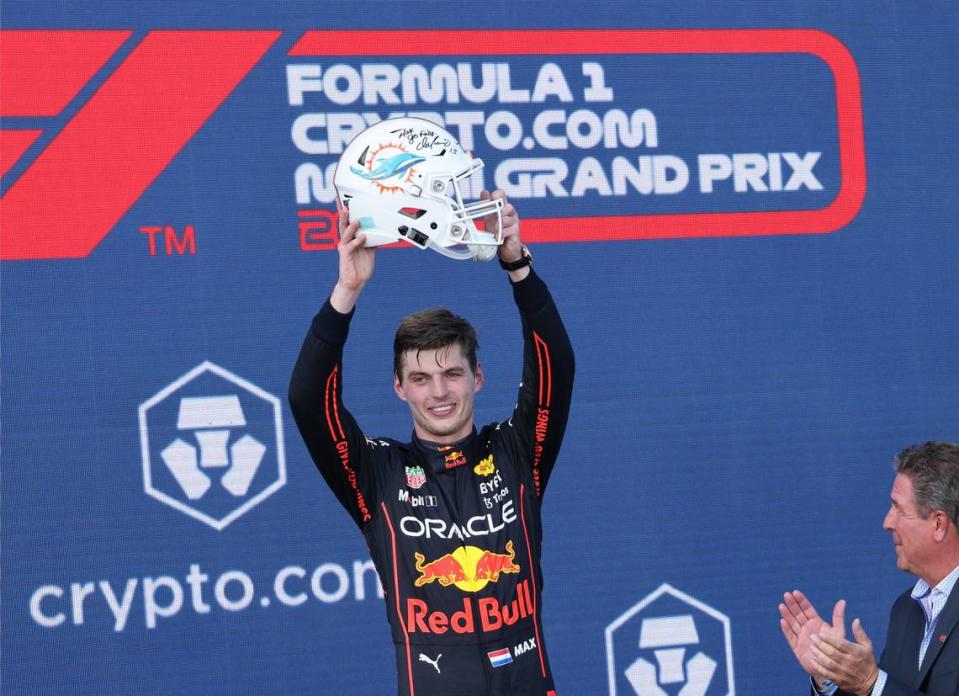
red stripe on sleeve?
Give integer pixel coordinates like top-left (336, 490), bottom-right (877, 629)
top-left (325, 365), bottom-right (371, 521)
top-left (533, 333), bottom-right (552, 408)
top-left (329, 369), bottom-right (346, 439)
top-left (324, 366), bottom-right (345, 441)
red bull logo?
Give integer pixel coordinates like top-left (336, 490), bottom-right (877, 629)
top-left (475, 541), bottom-right (521, 581)
top-left (407, 579), bottom-right (535, 635)
top-left (413, 552), bottom-right (467, 588)
top-left (413, 541), bottom-right (520, 591)
top-left (443, 450), bottom-right (467, 469)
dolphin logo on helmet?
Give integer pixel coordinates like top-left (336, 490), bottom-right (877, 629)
top-left (351, 152), bottom-right (426, 181)
top-left (334, 117), bottom-right (504, 261)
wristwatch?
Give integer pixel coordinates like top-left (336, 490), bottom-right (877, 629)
top-left (499, 245), bottom-right (533, 271)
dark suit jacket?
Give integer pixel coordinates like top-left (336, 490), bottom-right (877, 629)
top-left (875, 584), bottom-right (959, 695)
top-left (819, 583), bottom-right (959, 696)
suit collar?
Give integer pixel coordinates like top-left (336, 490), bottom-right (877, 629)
top-left (912, 562), bottom-right (959, 602)
top-left (412, 430), bottom-right (478, 474)
top-left (917, 565), bottom-right (959, 684)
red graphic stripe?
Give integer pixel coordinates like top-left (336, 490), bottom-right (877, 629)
top-left (290, 29), bottom-right (865, 239)
top-left (381, 503), bottom-right (415, 696)
top-left (0, 30), bottom-right (130, 116)
top-left (0, 130), bottom-right (41, 177)
top-left (324, 366), bottom-right (346, 441)
top-left (1, 30), bottom-right (280, 260)
top-left (533, 333), bottom-right (552, 408)
top-left (531, 333), bottom-right (552, 498)
top-left (534, 338), bottom-right (545, 408)
top-left (518, 484), bottom-right (547, 679)
top-left (292, 28), bottom-right (850, 57)
top-left (330, 376), bottom-right (346, 439)
top-left (325, 365), bottom-right (371, 521)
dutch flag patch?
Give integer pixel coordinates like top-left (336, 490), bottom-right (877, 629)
top-left (487, 648), bottom-right (512, 668)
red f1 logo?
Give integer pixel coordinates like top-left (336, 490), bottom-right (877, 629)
top-left (1, 30), bottom-right (279, 260)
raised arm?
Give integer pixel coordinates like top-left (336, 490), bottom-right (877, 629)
top-left (484, 190), bottom-right (575, 499)
top-left (288, 202), bottom-right (380, 526)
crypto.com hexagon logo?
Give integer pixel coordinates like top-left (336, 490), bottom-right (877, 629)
top-left (138, 361), bottom-right (286, 530)
top-left (605, 583), bottom-right (734, 696)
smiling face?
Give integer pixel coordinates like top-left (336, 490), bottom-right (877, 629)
top-left (883, 473), bottom-right (939, 578)
top-left (394, 343), bottom-right (483, 444)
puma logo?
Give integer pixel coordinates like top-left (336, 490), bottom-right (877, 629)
top-left (418, 652), bottom-right (442, 674)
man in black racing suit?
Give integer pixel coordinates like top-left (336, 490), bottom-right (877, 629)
top-left (289, 191), bottom-right (573, 696)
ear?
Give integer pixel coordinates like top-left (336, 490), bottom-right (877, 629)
top-left (933, 510), bottom-right (950, 542)
top-left (393, 372), bottom-right (408, 402)
top-left (473, 362), bottom-right (485, 393)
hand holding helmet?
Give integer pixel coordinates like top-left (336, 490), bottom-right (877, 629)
top-left (481, 189), bottom-right (523, 264)
top-left (330, 196), bottom-right (376, 314)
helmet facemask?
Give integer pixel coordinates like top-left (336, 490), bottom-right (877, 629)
top-left (421, 157), bottom-right (503, 260)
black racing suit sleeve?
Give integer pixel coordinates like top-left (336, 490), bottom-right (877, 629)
top-left (288, 300), bottom-right (378, 527)
top-left (502, 268), bottom-right (575, 499)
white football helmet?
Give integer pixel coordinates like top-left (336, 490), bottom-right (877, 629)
top-left (333, 117), bottom-right (503, 261)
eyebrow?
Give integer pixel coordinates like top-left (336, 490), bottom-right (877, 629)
top-left (407, 366), bottom-right (464, 378)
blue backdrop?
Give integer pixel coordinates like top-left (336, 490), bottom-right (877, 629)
top-left (2, 2), bottom-right (957, 694)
